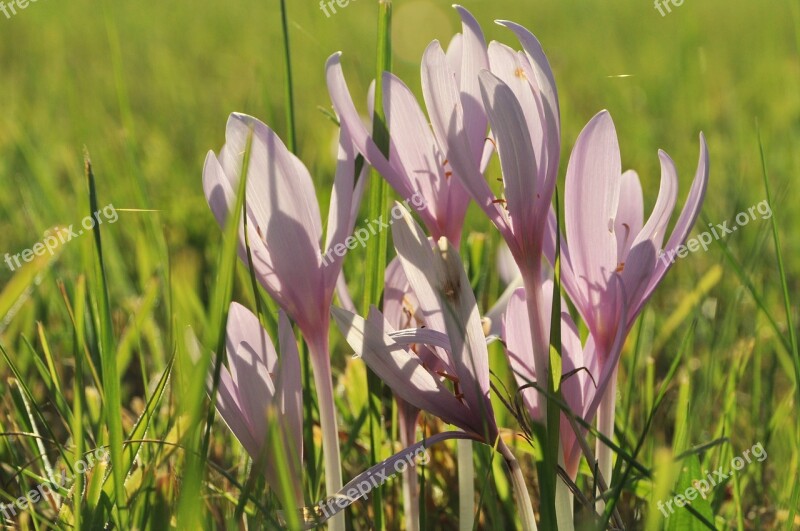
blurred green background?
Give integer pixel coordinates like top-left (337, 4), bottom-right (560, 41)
top-left (1, 0), bottom-right (798, 528)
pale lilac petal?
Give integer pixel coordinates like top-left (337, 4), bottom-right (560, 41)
top-left (503, 288), bottom-right (540, 420)
top-left (615, 170), bottom-right (644, 261)
top-left (324, 127), bottom-right (356, 256)
top-left (384, 257), bottom-right (453, 372)
top-left (383, 72), bottom-right (449, 231)
top-left (225, 304), bottom-right (277, 440)
top-left (391, 205), bottom-right (494, 429)
top-left (564, 111), bottom-right (622, 331)
top-left (323, 126), bottom-right (368, 286)
top-left (277, 310), bottom-right (303, 466)
top-left (389, 328), bottom-right (452, 353)
top-left (325, 54), bottom-right (410, 198)
top-left (453, 5), bottom-right (489, 157)
top-left (635, 134), bottom-right (709, 318)
top-left (216, 114), bottom-right (327, 330)
top-left (496, 20), bottom-right (560, 136)
top-left (445, 33), bottom-right (463, 80)
top-left (331, 306), bottom-right (474, 430)
top-left (421, 42), bottom-right (510, 237)
top-left (631, 152), bottom-right (678, 252)
top-left (487, 42), bottom-right (547, 183)
top-left (215, 369), bottom-right (261, 459)
top-left (479, 70), bottom-right (540, 245)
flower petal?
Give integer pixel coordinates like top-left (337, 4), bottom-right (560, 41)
top-left (391, 204), bottom-right (495, 432)
top-left (635, 134), bottom-right (709, 317)
top-left (331, 306), bottom-right (474, 430)
top-left (453, 5), bottom-right (490, 156)
top-left (631, 152), bottom-right (678, 253)
top-left (479, 70), bottom-right (540, 247)
top-left (326, 53), bottom-right (411, 199)
top-left (615, 170), bottom-right (645, 261)
top-left (225, 303), bottom-right (277, 450)
top-left (564, 111), bottom-right (622, 331)
top-left (421, 41), bottom-right (511, 237)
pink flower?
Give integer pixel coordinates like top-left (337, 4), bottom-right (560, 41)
top-left (203, 113), bottom-right (366, 528)
top-left (557, 110), bottom-right (709, 482)
top-left (212, 303), bottom-right (303, 504)
top-left (325, 6), bottom-right (492, 245)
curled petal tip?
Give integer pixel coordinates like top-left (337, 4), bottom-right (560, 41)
top-left (325, 52), bottom-right (343, 67)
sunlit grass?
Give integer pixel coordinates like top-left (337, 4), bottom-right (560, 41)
top-left (1, 0), bottom-right (798, 529)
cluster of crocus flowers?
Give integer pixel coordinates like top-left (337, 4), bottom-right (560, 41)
top-left (202, 4), bottom-right (709, 529)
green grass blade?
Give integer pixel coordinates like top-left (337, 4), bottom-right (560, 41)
top-left (756, 127), bottom-right (800, 529)
top-left (360, 1), bottom-right (393, 528)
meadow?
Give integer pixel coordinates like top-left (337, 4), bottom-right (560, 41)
top-left (0, 0), bottom-right (798, 529)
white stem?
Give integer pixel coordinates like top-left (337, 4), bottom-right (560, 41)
top-left (595, 371), bottom-right (617, 513)
top-left (521, 271), bottom-right (551, 425)
top-left (400, 414), bottom-right (420, 531)
top-left (500, 442), bottom-right (538, 531)
top-left (555, 447), bottom-right (575, 531)
top-left (457, 439), bottom-right (475, 531)
top-left (310, 342), bottom-right (344, 531)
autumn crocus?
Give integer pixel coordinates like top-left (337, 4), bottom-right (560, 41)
top-left (212, 303), bottom-right (303, 507)
top-left (558, 110), bottom-right (709, 486)
top-left (203, 113), bottom-right (366, 530)
top-left (332, 204), bottom-right (539, 531)
top-left (416, 12), bottom-right (563, 422)
top-left (326, 5), bottom-right (491, 245)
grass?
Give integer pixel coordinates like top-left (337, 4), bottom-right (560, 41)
top-left (1, 0), bottom-right (798, 529)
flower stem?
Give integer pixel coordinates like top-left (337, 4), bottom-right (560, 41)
top-left (457, 439), bottom-right (475, 530)
top-left (499, 441), bottom-right (538, 531)
top-left (521, 269), bottom-right (559, 528)
top-left (309, 340), bottom-right (344, 531)
top-left (595, 369), bottom-right (618, 512)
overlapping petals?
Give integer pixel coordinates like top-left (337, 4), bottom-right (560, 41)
top-left (212, 303), bottom-right (303, 503)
